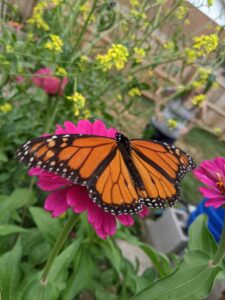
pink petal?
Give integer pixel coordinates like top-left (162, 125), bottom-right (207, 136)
top-left (63, 121), bottom-right (78, 134)
top-left (87, 201), bottom-right (103, 229)
top-left (138, 205), bottom-right (149, 218)
top-left (43, 77), bottom-right (60, 94)
top-left (59, 77), bottom-right (68, 96)
top-left (117, 214), bottom-right (134, 226)
top-left (55, 124), bottom-right (67, 134)
top-left (205, 198), bottom-right (225, 208)
top-left (199, 187), bottom-right (222, 198)
top-left (76, 120), bottom-right (93, 134)
top-left (37, 177), bottom-right (68, 191)
top-left (92, 120), bottom-right (107, 136)
top-left (102, 212), bottom-right (116, 236)
top-left (44, 188), bottom-right (70, 217)
top-left (67, 186), bottom-right (89, 213)
top-left (106, 128), bottom-right (117, 138)
top-left (95, 227), bottom-right (107, 239)
top-left (214, 157), bottom-right (225, 173)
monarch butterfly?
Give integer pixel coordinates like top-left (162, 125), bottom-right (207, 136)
top-left (16, 133), bottom-right (195, 215)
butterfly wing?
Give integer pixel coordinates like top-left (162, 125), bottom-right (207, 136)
top-left (16, 134), bottom-right (117, 185)
top-left (16, 134), bottom-right (142, 215)
top-left (130, 139), bottom-right (196, 208)
top-left (87, 148), bottom-right (142, 215)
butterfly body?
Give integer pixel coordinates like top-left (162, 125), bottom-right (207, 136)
top-left (16, 133), bottom-right (196, 215)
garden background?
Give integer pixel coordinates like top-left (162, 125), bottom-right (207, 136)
top-left (1, 0), bottom-right (225, 299)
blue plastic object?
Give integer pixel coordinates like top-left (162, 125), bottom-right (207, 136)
top-left (188, 198), bottom-right (225, 242)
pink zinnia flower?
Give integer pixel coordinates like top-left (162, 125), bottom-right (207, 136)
top-left (194, 157), bottom-right (225, 208)
top-left (32, 67), bottom-right (68, 96)
top-left (29, 120), bottom-right (149, 239)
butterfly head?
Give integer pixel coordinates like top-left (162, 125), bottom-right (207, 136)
top-left (116, 132), bottom-right (130, 150)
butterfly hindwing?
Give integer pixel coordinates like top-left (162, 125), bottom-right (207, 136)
top-left (130, 139), bottom-right (196, 208)
top-left (87, 148), bottom-right (142, 215)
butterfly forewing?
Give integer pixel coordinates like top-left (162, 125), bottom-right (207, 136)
top-left (16, 134), bottom-right (117, 185)
top-left (130, 139), bottom-right (196, 208)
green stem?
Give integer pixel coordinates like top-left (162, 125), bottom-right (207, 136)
top-left (71, 0), bottom-right (98, 62)
top-left (41, 214), bottom-right (79, 283)
top-left (213, 214), bottom-right (225, 265)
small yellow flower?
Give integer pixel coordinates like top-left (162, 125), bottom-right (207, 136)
top-left (185, 48), bottom-right (198, 64)
top-left (51, 0), bottom-right (61, 5)
top-left (130, 9), bottom-right (147, 20)
top-left (6, 45), bottom-right (13, 53)
top-left (130, 0), bottom-right (140, 7)
top-left (79, 3), bottom-right (95, 22)
top-left (184, 19), bottom-right (190, 25)
top-left (134, 47), bottom-right (146, 63)
top-left (193, 34), bottom-right (219, 56)
top-left (45, 34), bottom-right (63, 53)
top-left (192, 68), bottom-right (211, 89)
top-left (83, 109), bottom-right (91, 119)
top-left (214, 127), bottom-right (222, 136)
top-left (0, 103), bottom-right (13, 113)
top-left (164, 41), bottom-right (175, 51)
top-left (128, 88), bottom-right (141, 97)
top-left (212, 82), bottom-right (219, 89)
top-left (207, 0), bottom-right (214, 6)
top-left (67, 92), bottom-right (86, 105)
top-left (67, 92), bottom-right (86, 117)
top-left (175, 6), bottom-right (188, 20)
top-left (116, 94), bottom-right (122, 101)
top-left (167, 119), bottom-right (178, 129)
top-left (192, 94), bottom-right (206, 106)
top-left (80, 55), bottom-right (89, 62)
top-left (56, 67), bottom-right (67, 76)
top-left (96, 44), bottom-right (129, 71)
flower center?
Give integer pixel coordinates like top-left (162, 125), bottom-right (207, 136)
top-left (216, 181), bottom-right (225, 194)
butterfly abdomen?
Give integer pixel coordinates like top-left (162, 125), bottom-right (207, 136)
top-left (116, 133), bottom-right (145, 190)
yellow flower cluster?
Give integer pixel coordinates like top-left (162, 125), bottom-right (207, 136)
top-left (130, 0), bottom-right (140, 7)
top-left (175, 6), bottom-right (188, 20)
top-left (192, 94), bottom-right (206, 106)
top-left (130, 9), bottom-right (147, 20)
top-left (128, 88), bottom-right (141, 97)
top-left (79, 3), bottom-right (95, 22)
top-left (0, 103), bottom-right (12, 113)
top-left (167, 119), bottom-right (178, 129)
top-left (192, 68), bottom-right (211, 89)
top-left (96, 44), bottom-right (129, 71)
top-left (193, 34), bottom-right (219, 56)
top-left (27, 1), bottom-right (49, 31)
top-left (45, 34), bottom-right (63, 53)
top-left (185, 34), bottom-right (219, 64)
top-left (67, 92), bottom-right (86, 116)
top-left (56, 67), bottom-right (67, 76)
top-left (134, 47), bottom-right (146, 63)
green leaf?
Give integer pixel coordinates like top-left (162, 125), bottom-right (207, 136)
top-left (133, 250), bottom-right (223, 300)
top-left (22, 278), bottom-right (59, 300)
top-left (62, 248), bottom-right (95, 300)
top-left (0, 150), bottom-right (8, 162)
top-left (0, 224), bottom-right (28, 236)
top-left (116, 231), bottom-right (171, 277)
top-left (100, 239), bottom-right (122, 275)
top-left (0, 188), bottom-right (35, 223)
top-left (29, 207), bottom-right (61, 245)
top-left (47, 237), bottom-right (82, 291)
top-left (0, 239), bottom-right (22, 300)
top-left (188, 214), bottom-right (217, 257)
